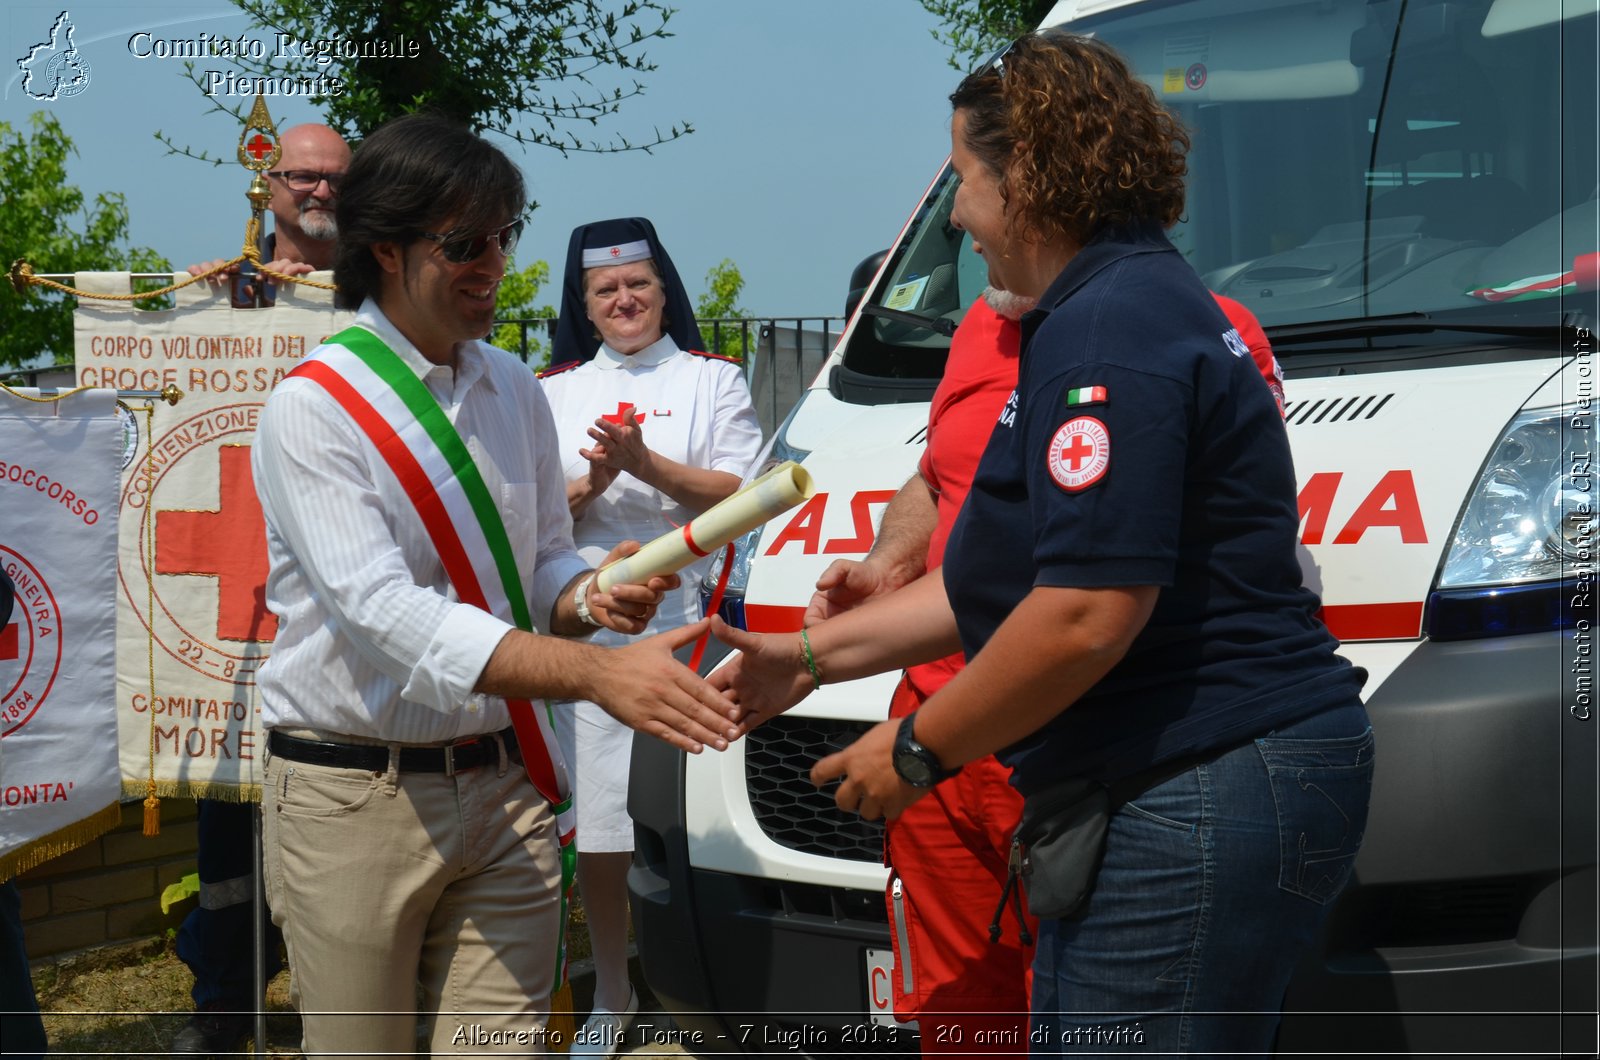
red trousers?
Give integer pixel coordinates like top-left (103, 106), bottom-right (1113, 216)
top-left (885, 678), bottom-right (1037, 1055)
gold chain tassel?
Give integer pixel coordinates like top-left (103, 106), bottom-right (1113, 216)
top-left (142, 782), bottom-right (161, 837)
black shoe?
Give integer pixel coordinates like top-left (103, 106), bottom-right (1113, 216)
top-left (170, 1007), bottom-right (251, 1055)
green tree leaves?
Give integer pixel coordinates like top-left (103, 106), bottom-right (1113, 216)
top-left (491, 257), bottom-right (558, 368)
top-left (918, 0), bottom-right (1057, 70)
top-left (157, 0), bottom-right (692, 163)
top-left (693, 258), bottom-right (754, 360)
top-left (1, 114), bottom-right (171, 369)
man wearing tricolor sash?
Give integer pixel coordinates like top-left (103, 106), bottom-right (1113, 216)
top-left (250, 114), bottom-right (741, 1058)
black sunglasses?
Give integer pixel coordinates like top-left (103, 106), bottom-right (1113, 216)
top-left (418, 219), bottom-right (525, 264)
top-left (983, 36), bottom-right (1019, 78)
top-left (267, 170), bottom-right (343, 192)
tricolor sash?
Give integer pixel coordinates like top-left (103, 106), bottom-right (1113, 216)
top-left (286, 328), bottom-right (576, 845)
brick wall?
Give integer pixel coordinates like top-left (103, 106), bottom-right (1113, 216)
top-left (17, 798), bottom-right (202, 959)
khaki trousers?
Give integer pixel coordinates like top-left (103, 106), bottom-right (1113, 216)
top-left (262, 743), bottom-right (562, 1058)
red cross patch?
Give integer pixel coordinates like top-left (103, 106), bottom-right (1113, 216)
top-left (1047, 416), bottom-right (1110, 492)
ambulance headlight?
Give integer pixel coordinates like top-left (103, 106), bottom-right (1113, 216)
top-left (1438, 407), bottom-right (1596, 589)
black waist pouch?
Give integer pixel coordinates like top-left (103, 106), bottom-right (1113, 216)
top-left (1014, 776), bottom-right (1113, 921)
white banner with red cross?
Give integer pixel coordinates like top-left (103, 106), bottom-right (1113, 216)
top-left (72, 273), bottom-right (352, 801)
top-left (0, 387), bottom-right (122, 880)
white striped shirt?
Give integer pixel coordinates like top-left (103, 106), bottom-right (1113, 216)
top-left (252, 300), bottom-right (588, 743)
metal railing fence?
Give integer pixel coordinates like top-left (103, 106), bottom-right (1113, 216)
top-left (5, 315), bottom-right (848, 436)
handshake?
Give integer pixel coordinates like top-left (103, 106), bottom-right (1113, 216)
top-left (583, 544), bottom-right (943, 826)
top-left (558, 538), bottom-right (790, 757)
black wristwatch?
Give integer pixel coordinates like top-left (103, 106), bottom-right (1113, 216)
top-left (892, 714), bottom-right (959, 788)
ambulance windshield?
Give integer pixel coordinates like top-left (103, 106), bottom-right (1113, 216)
top-left (860, 0), bottom-right (1596, 367)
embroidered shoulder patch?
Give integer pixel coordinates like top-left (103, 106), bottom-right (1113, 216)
top-left (1064, 385), bottom-right (1107, 407)
top-left (537, 359), bottom-right (581, 379)
top-left (1047, 416), bottom-right (1111, 492)
top-left (688, 348), bottom-right (743, 364)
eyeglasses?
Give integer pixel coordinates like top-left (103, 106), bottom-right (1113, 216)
top-left (418, 219), bottom-right (524, 264)
top-left (267, 170), bottom-right (344, 192)
top-left (984, 36), bottom-right (1020, 78)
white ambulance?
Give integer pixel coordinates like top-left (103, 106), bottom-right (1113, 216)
top-left (629, 0), bottom-right (1599, 1053)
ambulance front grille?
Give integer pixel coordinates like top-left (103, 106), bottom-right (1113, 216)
top-left (745, 717), bottom-right (885, 863)
top-left (1283, 392), bottom-right (1395, 426)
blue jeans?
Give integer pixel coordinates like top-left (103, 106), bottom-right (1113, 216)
top-left (1030, 700), bottom-right (1374, 1056)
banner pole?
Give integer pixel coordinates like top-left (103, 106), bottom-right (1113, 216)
top-left (252, 807), bottom-right (267, 1058)
top-left (0, 383), bottom-right (183, 405)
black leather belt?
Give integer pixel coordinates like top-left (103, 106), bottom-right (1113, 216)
top-left (268, 728), bottom-right (518, 775)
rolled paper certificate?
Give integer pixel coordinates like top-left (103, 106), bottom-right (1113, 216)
top-left (596, 460), bottom-right (815, 593)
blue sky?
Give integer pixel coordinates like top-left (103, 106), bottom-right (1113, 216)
top-left (2, 1), bottom-right (964, 318)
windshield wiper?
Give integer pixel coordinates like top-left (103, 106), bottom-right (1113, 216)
top-left (1268, 312), bottom-right (1586, 346)
top-left (861, 302), bottom-right (958, 337)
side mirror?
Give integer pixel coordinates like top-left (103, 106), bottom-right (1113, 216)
top-left (844, 249), bottom-right (890, 320)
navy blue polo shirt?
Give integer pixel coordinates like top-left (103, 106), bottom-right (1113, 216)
top-left (942, 222), bottom-right (1363, 795)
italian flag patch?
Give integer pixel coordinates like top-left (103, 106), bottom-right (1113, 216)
top-left (1065, 385), bottom-right (1107, 407)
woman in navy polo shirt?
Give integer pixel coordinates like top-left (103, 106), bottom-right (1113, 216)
top-left (714, 30), bottom-right (1373, 1055)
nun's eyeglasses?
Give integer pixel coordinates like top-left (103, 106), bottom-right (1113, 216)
top-left (419, 219), bottom-right (524, 264)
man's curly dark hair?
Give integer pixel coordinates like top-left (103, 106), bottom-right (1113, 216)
top-left (949, 30), bottom-right (1190, 247)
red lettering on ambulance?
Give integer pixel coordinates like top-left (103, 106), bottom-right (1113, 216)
top-left (1299, 470), bottom-right (1427, 545)
top-left (764, 493), bottom-right (829, 556)
top-left (823, 490), bottom-right (898, 554)
top-left (1332, 469), bottom-right (1427, 544)
top-left (1297, 472), bottom-right (1342, 545)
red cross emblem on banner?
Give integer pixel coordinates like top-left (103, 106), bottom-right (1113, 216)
top-left (155, 445), bottom-right (277, 642)
top-left (0, 623), bottom-right (17, 662)
top-left (601, 401), bottom-right (646, 425)
top-left (245, 133), bottom-right (275, 161)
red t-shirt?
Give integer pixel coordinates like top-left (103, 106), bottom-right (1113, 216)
top-left (900, 293), bottom-right (1281, 705)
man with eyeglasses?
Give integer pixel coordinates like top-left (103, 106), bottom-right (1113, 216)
top-left (186, 123), bottom-right (351, 307)
top-left (170, 119), bottom-right (352, 1057)
top-left (250, 113), bottom-right (740, 1056)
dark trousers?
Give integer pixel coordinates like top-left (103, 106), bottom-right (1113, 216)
top-left (175, 799), bottom-right (283, 1009)
top-left (1, 877), bottom-right (47, 1058)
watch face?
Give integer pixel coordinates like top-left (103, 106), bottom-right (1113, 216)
top-left (894, 748), bottom-right (937, 788)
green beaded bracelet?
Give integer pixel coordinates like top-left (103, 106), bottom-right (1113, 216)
top-left (799, 628), bottom-right (823, 690)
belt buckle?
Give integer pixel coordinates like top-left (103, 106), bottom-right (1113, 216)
top-left (443, 741), bottom-right (459, 777)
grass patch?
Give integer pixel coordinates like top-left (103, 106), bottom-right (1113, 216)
top-left (32, 900), bottom-right (597, 1056)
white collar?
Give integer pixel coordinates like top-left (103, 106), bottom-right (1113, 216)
top-left (591, 333), bottom-right (680, 371)
top-left (355, 298), bottom-right (494, 394)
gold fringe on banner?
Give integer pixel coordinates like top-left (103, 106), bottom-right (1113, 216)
top-left (119, 779), bottom-right (263, 804)
top-left (0, 802), bottom-right (121, 883)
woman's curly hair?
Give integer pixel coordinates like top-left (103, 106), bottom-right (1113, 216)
top-left (950, 30), bottom-right (1190, 246)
